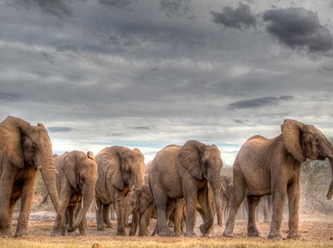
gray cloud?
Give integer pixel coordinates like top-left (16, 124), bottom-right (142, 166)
top-left (56, 44), bottom-right (78, 53)
top-left (16, 0), bottom-right (73, 17)
top-left (98, 0), bottom-right (136, 10)
top-left (159, 0), bottom-right (195, 19)
top-left (228, 96), bottom-right (293, 110)
top-left (129, 126), bottom-right (150, 130)
top-left (263, 7), bottom-right (333, 53)
top-left (47, 126), bottom-right (73, 133)
top-left (0, 92), bottom-right (25, 102)
top-left (211, 2), bottom-right (256, 31)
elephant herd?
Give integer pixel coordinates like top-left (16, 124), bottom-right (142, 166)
top-left (1, 116), bottom-right (333, 240)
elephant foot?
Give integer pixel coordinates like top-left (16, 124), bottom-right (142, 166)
top-left (97, 224), bottom-right (106, 231)
top-left (116, 229), bottom-right (127, 236)
top-left (157, 228), bottom-right (174, 237)
top-left (14, 229), bottom-right (29, 237)
top-left (267, 232), bottom-right (282, 240)
top-left (199, 223), bottom-right (213, 237)
top-left (223, 230), bottom-right (234, 237)
top-left (248, 230), bottom-right (261, 237)
top-left (184, 231), bottom-right (197, 237)
top-left (287, 233), bottom-right (301, 240)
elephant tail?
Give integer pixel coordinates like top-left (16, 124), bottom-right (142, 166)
top-left (38, 194), bottom-right (49, 206)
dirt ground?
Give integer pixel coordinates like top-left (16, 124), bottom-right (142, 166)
top-left (6, 211), bottom-right (333, 245)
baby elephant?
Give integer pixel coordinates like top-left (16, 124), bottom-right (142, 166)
top-left (124, 184), bottom-right (155, 236)
top-left (124, 185), bottom-right (185, 236)
top-left (51, 150), bottom-right (98, 236)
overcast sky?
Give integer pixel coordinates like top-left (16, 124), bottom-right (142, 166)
top-left (1, 0), bottom-right (333, 164)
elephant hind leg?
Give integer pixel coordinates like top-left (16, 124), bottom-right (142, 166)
top-left (247, 195), bottom-right (261, 237)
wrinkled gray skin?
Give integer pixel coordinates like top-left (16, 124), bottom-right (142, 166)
top-left (0, 116), bottom-right (60, 237)
top-left (149, 140), bottom-right (223, 237)
top-left (95, 146), bottom-right (146, 236)
top-left (223, 119), bottom-right (333, 239)
top-left (220, 175), bottom-right (233, 224)
top-left (51, 150), bottom-right (98, 236)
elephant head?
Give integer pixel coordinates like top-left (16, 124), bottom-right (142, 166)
top-left (108, 146), bottom-right (146, 191)
top-left (178, 140), bottom-right (223, 226)
top-left (0, 116), bottom-right (60, 213)
top-left (281, 119), bottom-right (333, 199)
top-left (124, 184), bottom-right (153, 228)
top-left (61, 150), bottom-right (98, 230)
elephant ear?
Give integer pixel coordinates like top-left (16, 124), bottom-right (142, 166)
top-left (281, 119), bottom-right (305, 162)
top-left (0, 116), bottom-right (30, 168)
top-left (87, 151), bottom-right (95, 160)
top-left (179, 140), bottom-right (205, 180)
top-left (63, 150), bottom-right (85, 190)
top-left (110, 147), bottom-right (127, 190)
top-left (136, 185), bottom-right (153, 214)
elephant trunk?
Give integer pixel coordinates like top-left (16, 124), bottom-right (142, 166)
top-left (124, 204), bottom-right (135, 228)
top-left (211, 174), bottom-right (223, 227)
top-left (40, 156), bottom-right (61, 214)
top-left (70, 187), bottom-right (95, 231)
top-left (326, 156), bottom-right (333, 200)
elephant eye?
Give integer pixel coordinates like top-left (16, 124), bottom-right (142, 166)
top-left (127, 168), bottom-right (132, 174)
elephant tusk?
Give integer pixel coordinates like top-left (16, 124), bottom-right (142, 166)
top-left (220, 182), bottom-right (225, 191)
top-left (94, 198), bottom-right (99, 211)
top-left (81, 196), bottom-right (84, 209)
top-left (36, 164), bottom-right (42, 171)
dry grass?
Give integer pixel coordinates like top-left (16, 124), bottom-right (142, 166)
top-left (1, 238), bottom-right (332, 248)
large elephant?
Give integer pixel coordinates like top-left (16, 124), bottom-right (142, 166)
top-left (223, 119), bottom-right (333, 239)
top-left (95, 146), bottom-right (146, 236)
top-left (0, 116), bottom-right (60, 237)
top-left (51, 150), bottom-right (98, 236)
top-left (149, 140), bottom-right (223, 237)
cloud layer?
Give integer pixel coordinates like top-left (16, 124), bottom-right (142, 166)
top-left (1, 0), bottom-right (333, 164)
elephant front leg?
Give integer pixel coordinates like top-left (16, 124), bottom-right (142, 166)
top-left (247, 195), bottom-right (261, 237)
top-left (183, 192), bottom-right (198, 237)
top-left (268, 191), bottom-right (286, 239)
top-left (102, 204), bottom-right (112, 228)
top-left (95, 198), bottom-right (106, 231)
top-left (114, 192), bottom-right (127, 236)
top-left (15, 174), bottom-right (37, 237)
top-left (287, 181), bottom-right (301, 239)
top-left (196, 189), bottom-right (214, 237)
top-left (51, 193), bottom-right (71, 236)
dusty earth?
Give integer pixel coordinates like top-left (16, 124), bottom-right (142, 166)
top-left (5, 210), bottom-right (333, 245)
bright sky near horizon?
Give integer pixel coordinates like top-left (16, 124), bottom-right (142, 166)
top-left (1, 0), bottom-right (333, 164)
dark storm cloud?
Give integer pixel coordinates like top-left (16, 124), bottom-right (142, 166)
top-left (47, 126), bottom-right (73, 133)
top-left (0, 92), bottom-right (24, 102)
top-left (16, 0), bottom-right (73, 17)
top-left (98, 0), bottom-right (136, 10)
top-left (211, 2), bottom-right (256, 31)
top-left (263, 7), bottom-right (333, 53)
top-left (159, 0), bottom-right (195, 19)
top-left (228, 96), bottom-right (293, 110)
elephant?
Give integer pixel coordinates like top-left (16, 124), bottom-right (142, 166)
top-left (223, 119), bottom-right (333, 239)
top-left (220, 175), bottom-right (233, 224)
top-left (149, 140), bottom-right (223, 237)
top-left (95, 146), bottom-right (146, 236)
top-left (0, 116), bottom-right (60, 237)
top-left (124, 184), bottom-right (186, 237)
top-left (50, 150), bottom-right (98, 236)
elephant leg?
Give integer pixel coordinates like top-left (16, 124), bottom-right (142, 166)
top-left (197, 188), bottom-right (214, 237)
top-left (129, 211), bottom-right (139, 236)
top-left (247, 195), bottom-right (261, 237)
top-left (268, 186), bottom-right (286, 239)
top-left (139, 206), bottom-right (153, 236)
top-left (103, 204), bottom-right (112, 228)
top-left (95, 198), bottom-right (105, 231)
top-left (78, 205), bottom-right (87, 236)
top-left (114, 192), bottom-right (127, 236)
top-left (287, 180), bottom-right (300, 239)
top-left (15, 172), bottom-right (37, 237)
top-left (51, 191), bottom-right (71, 236)
top-left (223, 171), bottom-right (246, 237)
top-left (183, 190), bottom-right (198, 237)
top-left (110, 204), bottom-right (117, 221)
top-left (173, 199), bottom-right (185, 237)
